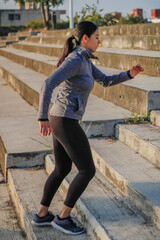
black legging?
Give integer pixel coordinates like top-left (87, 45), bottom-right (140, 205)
top-left (40, 116), bottom-right (96, 208)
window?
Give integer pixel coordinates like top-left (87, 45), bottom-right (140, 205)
top-left (8, 14), bottom-right (21, 21)
top-left (8, 14), bottom-right (14, 20)
top-left (15, 14), bottom-right (21, 20)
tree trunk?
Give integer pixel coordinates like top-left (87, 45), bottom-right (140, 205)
top-left (45, 0), bottom-right (50, 30)
top-left (40, 0), bottom-right (47, 30)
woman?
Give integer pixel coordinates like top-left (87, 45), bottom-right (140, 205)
top-left (31, 21), bottom-right (144, 235)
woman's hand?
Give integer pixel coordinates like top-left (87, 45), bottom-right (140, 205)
top-left (39, 121), bottom-right (53, 136)
top-left (130, 64), bottom-right (144, 78)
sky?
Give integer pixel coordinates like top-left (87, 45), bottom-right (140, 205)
top-left (0, 0), bottom-right (160, 19)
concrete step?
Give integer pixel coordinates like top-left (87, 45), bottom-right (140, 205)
top-left (0, 41), bottom-right (6, 47)
top-left (0, 76), bottom-right (52, 177)
top-left (0, 174), bottom-right (26, 239)
top-left (38, 29), bottom-right (73, 37)
top-left (0, 40), bottom-right (19, 47)
top-left (115, 123), bottom-right (160, 168)
top-left (100, 35), bottom-right (160, 51)
top-left (150, 110), bottom-right (160, 127)
top-left (8, 31), bottom-right (40, 37)
top-left (0, 56), bottom-right (133, 140)
top-left (100, 23), bottom-right (160, 36)
top-left (25, 35), bottom-right (160, 51)
top-left (45, 154), bottom-right (160, 240)
top-left (38, 23), bottom-right (160, 37)
top-left (89, 137), bottom-right (160, 230)
top-left (0, 36), bottom-right (26, 41)
top-left (11, 42), bottom-right (160, 77)
top-left (8, 168), bottom-right (88, 240)
top-left (25, 36), bottom-right (66, 45)
top-left (0, 47), bottom-right (160, 114)
top-left (1, 36), bottom-right (18, 41)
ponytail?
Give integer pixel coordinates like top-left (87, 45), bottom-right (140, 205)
top-left (56, 35), bottom-right (76, 68)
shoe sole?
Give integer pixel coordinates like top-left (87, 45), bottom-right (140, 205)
top-left (51, 221), bottom-right (85, 235)
top-left (31, 220), bottom-right (52, 226)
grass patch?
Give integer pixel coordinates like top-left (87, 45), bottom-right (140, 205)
top-left (125, 112), bottom-right (150, 124)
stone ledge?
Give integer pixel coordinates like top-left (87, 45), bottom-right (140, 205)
top-left (115, 123), bottom-right (160, 168)
top-left (0, 49), bottom-right (159, 114)
top-left (90, 138), bottom-right (160, 230)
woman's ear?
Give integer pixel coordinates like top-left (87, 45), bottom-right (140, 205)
top-left (81, 34), bottom-right (89, 44)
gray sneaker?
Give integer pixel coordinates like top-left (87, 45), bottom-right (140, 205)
top-left (31, 211), bottom-right (55, 226)
top-left (51, 215), bottom-right (85, 235)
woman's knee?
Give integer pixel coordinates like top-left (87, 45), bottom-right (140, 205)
top-left (55, 164), bottom-right (72, 178)
top-left (80, 165), bottom-right (96, 180)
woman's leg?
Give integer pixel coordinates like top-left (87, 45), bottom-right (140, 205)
top-left (50, 116), bottom-right (96, 209)
top-left (39, 134), bottom-right (72, 216)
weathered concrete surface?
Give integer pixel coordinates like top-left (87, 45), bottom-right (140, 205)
top-left (25, 35), bottom-right (160, 51)
top-left (46, 154), bottom-right (160, 240)
top-left (8, 31), bottom-right (40, 37)
top-left (89, 138), bottom-right (160, 230)
top-left (0, 47), bottom-right (58, 76)
top-left (0, 40), bottom-right (18, 47)
top-left (0, 180), bottom-right (26, 239)
top-left (25, 36), bottom-right (66, 45)
top-left (12, 42), bottom-right (63, 58)
top-left (8, 168), bottom-right (88, 240)
top-left (0, 77), bottom-right (52, 177)
top-left (0, 57), bottom-right (133, 139)
top-left (38, 23), bottom-right (160, 37)
top-left (99, 23), bottom-right (160, 36)
top-left (115, 123), bottom-right (160, 168)
top-left (150, 110), bottom-right (160, 128)
top-left (100, 35), bottom-right (160, 51)
top-left (38, 29), bottom-right (74, 38)
top-left (0, 41), bottom-right (7, 47)
top-left (94, 47), bottom-right (160, 77)
top-left (0, 36), bottom-right (26, 41)
top-left (1, 48), bottom-right (160, 114)
top-left (11, 42), bottom-right (160, 77)
top-left (0, 168), bottom-right (4, 183)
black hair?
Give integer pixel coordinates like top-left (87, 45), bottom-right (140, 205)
top-left (56, 21), bottom-right (98, 68)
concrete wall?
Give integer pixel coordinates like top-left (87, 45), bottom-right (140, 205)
top-left (99, 23), bottom-right (160, 35)
top-left (0, 9), bottom-right (42, 27)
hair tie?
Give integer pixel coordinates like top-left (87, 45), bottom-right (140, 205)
top-left (71, 35), bottom-right (75, 40)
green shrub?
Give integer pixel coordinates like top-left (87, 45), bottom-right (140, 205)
top-left (55, 20), bottom-right (69, 29)
top-left (119, 14), bottom-right (148, 24)
top-left (26, 19), bottom-right (44, 29)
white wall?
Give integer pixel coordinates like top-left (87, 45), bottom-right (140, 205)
top-left (0, 9), bottom-right (42, 27)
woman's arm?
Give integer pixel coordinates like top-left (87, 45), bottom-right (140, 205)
top-left (91, 62), bottom-right (144, 87)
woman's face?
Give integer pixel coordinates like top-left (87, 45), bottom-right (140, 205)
top-left (81, 29), bottom-right (100, 52)
top-left (84, 29), bottom-right (100, 52)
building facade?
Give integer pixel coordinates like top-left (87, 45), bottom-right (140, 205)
top-left (0, 1), bottom-right (66, 27)
top-left (133, 9), bottom-right (143, 18)
top-left (0, 9), bottom-right (43, 27)
top-left (150, 9), bottom-right (160, 23)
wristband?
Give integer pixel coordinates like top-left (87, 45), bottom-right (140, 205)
top-left (127, 70), bottom-right (134, 79)
top-left (38, 118), bottom-right (49, 121)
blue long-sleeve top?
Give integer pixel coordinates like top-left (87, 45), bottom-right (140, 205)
top-left (38, 45), bottom-right (133, 121)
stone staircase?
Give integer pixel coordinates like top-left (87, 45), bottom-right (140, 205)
top-left (0, 31), bottom-right (40, 48)
top-left (0, 23), bottom-right (160, 240)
